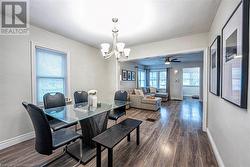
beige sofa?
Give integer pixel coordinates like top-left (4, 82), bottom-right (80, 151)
top-left (129, 94), bottom-right (161, 111)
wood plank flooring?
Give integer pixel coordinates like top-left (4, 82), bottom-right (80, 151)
top-left (0, 98), bottom-right (218, 167)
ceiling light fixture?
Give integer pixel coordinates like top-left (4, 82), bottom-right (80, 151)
top-left (100, 18), bottom-right (130, 60)
top-left (165, 61), bottom-right (171, 65)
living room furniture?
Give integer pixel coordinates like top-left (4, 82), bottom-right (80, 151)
top-left (43, 92), bottom-right (77, 131)
top-left (22, 102), bottom-right (82, 166)
top-left (141, 87), bottom-right (169, 102)
top-left (129, 93), bottom-right (161, 111)
top-left (74, 91), bottom-right (88, 104)
top-left (43, 100), bottom-right (129, 165)
top-left (92, 118), bottom-right (142, 167)
top-left (108, 90), bottom-right (128, 123)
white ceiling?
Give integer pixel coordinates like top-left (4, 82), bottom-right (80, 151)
top-left (30, 0), bottom-right (221, 48)
top-left (130, 51), bottom-right (203, 66)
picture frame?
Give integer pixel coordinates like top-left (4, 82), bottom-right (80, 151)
top-left (221, 0), bottom-right (249, 108)
top-left (127, 71), bottom-right (132, 81)
top-left (122, 70), bottom-right (128, 81)
top-left (131, 71), bottom-right (136, 81)
top-left (209, 36), bottom-right (220, 96)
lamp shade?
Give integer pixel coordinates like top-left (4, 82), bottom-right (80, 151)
top-left (124, 48), bottom-right (130, 57)
top-left (101, 48), bottom-right (106, 57)
top-left (116, 42), bottom-right (125, 52)
top-left (101, 43), bottom-right (110, 53)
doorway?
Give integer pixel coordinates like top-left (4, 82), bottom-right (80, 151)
top-left (182, 67), bottom-right (201, 99)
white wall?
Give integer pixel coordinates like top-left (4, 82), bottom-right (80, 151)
top-left (127, 33), bottom-right (208, 60)
top-left (207, 0), bottom-right (250, 167)
top-left (0, 26), bottom-right (112, 144)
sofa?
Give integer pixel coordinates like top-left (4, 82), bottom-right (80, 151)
top-left (141, 87), bottom-right (169, 102)
top-left (129, 89), bottom-right (162, 111)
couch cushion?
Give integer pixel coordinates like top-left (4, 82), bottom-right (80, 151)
top-left (155, 92), bottom-right (168, 98)
top-left (141, 87), bottom-right (147, 94)
top-left (149, 87), bottom-right (157, 93)
top-left (142, 97), bottom-right (161, 104)
top-left (134, 89), bottom-right (144, 96)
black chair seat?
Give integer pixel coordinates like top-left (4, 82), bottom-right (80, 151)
top-left (52, 129), bottom-right (81, 149)
top-left (49, 119), bottom-right (77, 131)
top-left (108, 110), bottom-right (126, 120)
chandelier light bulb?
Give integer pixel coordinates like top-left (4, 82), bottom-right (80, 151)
top-left (116, 42), bottom-right (125, 52)
top-left (101, 43), bottom-right (110, 52)
top-left (124, 48), bottom-right (131, 57)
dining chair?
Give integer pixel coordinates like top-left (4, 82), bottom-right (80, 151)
top-left (74, 91), bottom-right (88, 104)
top-left (108, 90), bottom-right (128, 123)
top-left (23, 102), bottom-right (82, 166)
top-left (43, 92), bottom-right (77, 131)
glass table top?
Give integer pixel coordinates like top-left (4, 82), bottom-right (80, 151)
top-left (43, 100), bottom-right (129, 124)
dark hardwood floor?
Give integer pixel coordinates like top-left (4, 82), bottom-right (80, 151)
top-left (0, 99), bottom-right (218, 167)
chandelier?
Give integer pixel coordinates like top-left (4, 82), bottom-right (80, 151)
top-left (100, 18), bottom-right (130, 59)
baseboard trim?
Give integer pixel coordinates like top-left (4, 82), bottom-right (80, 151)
top-left (0, 131), bottom-right (35, 150)
top-left (207, 128), bottom-right (225, 167)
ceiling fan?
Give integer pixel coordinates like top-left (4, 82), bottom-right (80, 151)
top-left (165, 56), bottom-right (181, 65)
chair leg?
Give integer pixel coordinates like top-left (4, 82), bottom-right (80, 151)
top-left (75, 124), bottom-right (78, 131)
top-left (41, 139), bottom-right (83, 167)
top-left (73, 139), bottom-right (83, 167)
top-left (40, 147), bottom-right (67, 167)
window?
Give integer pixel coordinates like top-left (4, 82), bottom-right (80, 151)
top-left (34, 47), bottom-right (68, 104)
top-left (159, 71), bottom-right (166, 89)
top-left (149, 70), bottom-right (167, 89)
top-left (183, 67), bottom-right (200, 86)
top-left (138, 70), bottom-right (146, 87)
top-left (150, 71), bottom-right (158, 88)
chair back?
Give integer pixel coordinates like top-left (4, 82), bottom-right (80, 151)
top-left (22, 102), bottom-right (53, 155)
top-left (114, 90), bottom-right (128, 101)
top-left (22, 101), bottom-right (28, 109)
top-left (43, 92), bottom-right (66, 109)
top-left (74, 91), bottom-right (88, 104)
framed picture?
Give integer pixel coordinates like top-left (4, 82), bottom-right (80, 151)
top-left (122, 70), bottom-right (127, 81)
top-left (131, 71), bottom-right (136, 81)
top-left (209, 36), bottom-right (220, 96)
top-left (127, 71), bottom-right (132, 81)
top-left (221, 0), bottom-right (249, 108)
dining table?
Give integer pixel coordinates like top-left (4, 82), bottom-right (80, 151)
top-left (43, 100), bottom-right (130, 164)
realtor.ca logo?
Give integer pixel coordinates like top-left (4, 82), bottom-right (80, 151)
top-left (0, 0), bottom-right (29, 35)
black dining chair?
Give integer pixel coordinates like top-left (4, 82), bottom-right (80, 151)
top-left (108, 90), bottom-right (128, 123)
top-left (74, 91), bottom-right (88, 104)
top-left (22, 102), bottom-right (82, 166)
top-left (43, 92), bottom-right (77, 131)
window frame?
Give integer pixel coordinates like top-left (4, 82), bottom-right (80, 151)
top-left (182, 67), bottom-right (200, 87)
top-left (149, 69), bottom-right (167, 89)
top-left (138, 69), bottom-right (146, 88)
top-left (31, 41), bottom-right (71, 105)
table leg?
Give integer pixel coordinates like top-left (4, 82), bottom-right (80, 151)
top-left (108, 148), bottom-right (113, 167)
top-left (96, 144), bottom-right (101, 167)
top-left (136, 126), bottom-right (140, 145)
top-left (127, 133), bottom-right (131, 142)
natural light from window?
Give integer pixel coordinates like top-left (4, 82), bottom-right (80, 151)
top-left (35, 47), bottom-right (67, 103)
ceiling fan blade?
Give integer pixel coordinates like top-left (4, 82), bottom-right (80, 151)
top-left (171, 58), bottom-right (178, 61)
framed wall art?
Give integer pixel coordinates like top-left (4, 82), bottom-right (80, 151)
top-left (122, 70), bottom-right (128, 81)
top-left (131, 71), bottom-right (136, 81)
top-left (127, 71), bottom-right (132, 81)
top-left (209, 36), bottom-right (220, 96)
top-left (221, 0), bottom-right (249, 108)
